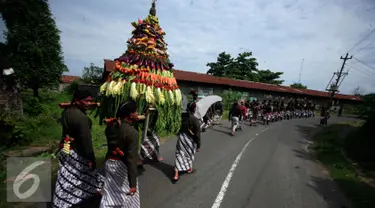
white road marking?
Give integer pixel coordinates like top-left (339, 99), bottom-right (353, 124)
top-left (211, 127), bottom-right (269, 208)
top-left (260, 128), bottom-right (269, 133)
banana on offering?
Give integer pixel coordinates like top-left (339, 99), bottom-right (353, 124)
top-left (97, 1), bottom-right (182, 136)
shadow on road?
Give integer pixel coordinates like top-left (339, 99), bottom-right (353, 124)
top-left (210, 126), bottom-right (232, 136)
top-left (294, 124), bottom-right (320, 142)
top-left (210, 128), bottom-right (232, 136)
top-left (149, 161), bottom-right (175, 180)
top-left (293, 148), bottom-right (313, 161)
top-left (292, 123), bottom-right (352, 208)
top-left (308, 176), bottom-right (351, 208)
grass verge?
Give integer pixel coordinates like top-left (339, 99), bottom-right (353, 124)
top-left (313, 121), bottom-right (375, 208)
top-left (0, 90), bottom-right (176, 208)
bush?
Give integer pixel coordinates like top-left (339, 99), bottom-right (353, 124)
top-left (64, 80), bottom-right (80, 94)
top-left (219, 90), bottom-right (244, 110)
top-left (22, 96), bottom-right (45, 116)
top-left (0, 114), bottom-right (33, 147)
top-left (0, 91), bottom-right (71, 149)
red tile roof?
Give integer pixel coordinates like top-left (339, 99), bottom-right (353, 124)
top-left (60, 75), bottom-right (80, 83)
top-left (103, 59), bottom-right (361, 101)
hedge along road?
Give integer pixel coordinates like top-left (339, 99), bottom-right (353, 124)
top-left (139, 116), bottom-right (353, 208)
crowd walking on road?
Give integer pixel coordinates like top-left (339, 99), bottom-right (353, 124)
top-left (227, 96), bottom-right (332, 135)
top-left (53, 88), bottom-right (331, 207)
top-left (53, 89), bottom-right (203, 208)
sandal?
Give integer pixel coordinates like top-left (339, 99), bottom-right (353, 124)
top-left (172, 176), bottom-right (179, 184)
top-left (187, 169), bottom-right (196, 174)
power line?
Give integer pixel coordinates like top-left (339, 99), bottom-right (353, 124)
top-left (346, 63), bottom-right (375, 76)
top-left (353, 57), bottom-right (375, 71)
top-left (348, 67), bottom-right (375, 81)
top-left (356, 39), bottom-right (375, 53)
top-left (347, 28), bottom-right (375, 53)
top-left (347, 64), bottom-right (375, 76)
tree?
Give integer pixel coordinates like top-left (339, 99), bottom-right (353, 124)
top-left (82, 63), bottom-right (104, 84)
top-left (206, 51), bottom-right (284, 85)
top-left (1, 0), bottom-right (67, 97)
top-left (207, 52), bottom-right (234, 77)
top-left (352, 86), bottom-right (364, 96)
top-left (230, 52), bottom-right (259, 81)
top-left (290, 83), bottom-right (307, 89)
top-left (256, 69), bottom-right (284, 85)
top-left (0, 42), bottom-right (10, 70)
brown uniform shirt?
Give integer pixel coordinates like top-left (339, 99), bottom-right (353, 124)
top-left (180, 112), bottom-right (201, 149)
top-left (105, 120), bottom-right (139, 188)
top-left (60, 106), bottom-right (96, 162)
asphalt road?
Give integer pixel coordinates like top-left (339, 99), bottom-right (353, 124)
top-left (139, 116), bottom-right (352, 208)
top-left (14, 116), bottom-right (354, 208)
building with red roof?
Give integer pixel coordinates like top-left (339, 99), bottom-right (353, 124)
top-left (102, 59), bottom-right (361, 104)
top-left (59, 75), bottom-right (80, 91)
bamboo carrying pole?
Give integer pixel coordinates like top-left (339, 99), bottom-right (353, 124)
top-left (58, 102), bottom-right (154, 121)
top-left (141, 105), bottom-right (156, 142)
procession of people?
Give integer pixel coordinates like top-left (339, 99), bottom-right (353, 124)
top-left (53, 87), bottom-right (331, 207)
top-left (53, 88), bottom-right (204, 207)
top-left (227, 96), bottom-right (327, 134)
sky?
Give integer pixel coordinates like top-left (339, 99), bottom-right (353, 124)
top-left (1, 0), bottom-right (375, 94)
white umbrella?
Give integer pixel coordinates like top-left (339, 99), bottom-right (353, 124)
top-left (181, 93), bottom-right (189, 112)
top-left (194, 95), bottom-right (222, 119)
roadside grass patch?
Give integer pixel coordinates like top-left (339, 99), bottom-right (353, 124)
top-left (0, 90), bottom-right (107, 208)
top-left (0, 89), bottom-right (176, 208)
top-left (222, 110), bottom-right (229, 120)
top-left (313, 121), bottom-right (375, 208)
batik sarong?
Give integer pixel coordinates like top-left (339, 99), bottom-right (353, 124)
top-left (53, 150), bottom-right (104, 208)
top-left (140, 132), bottom-right (161, 161)
top-left (100, 159), bottom-right (140, 208)
top-left (174, 133), bottom-right (197, 172)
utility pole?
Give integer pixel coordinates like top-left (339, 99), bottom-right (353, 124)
top-left (325, 53), bottom-right (352, 107)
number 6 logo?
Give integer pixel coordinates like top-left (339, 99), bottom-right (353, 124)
top-left (13, 161), bottom-right (46, 199)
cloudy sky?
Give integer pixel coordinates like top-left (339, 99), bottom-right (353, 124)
top-left (1, 0), bottom-right (375, 94)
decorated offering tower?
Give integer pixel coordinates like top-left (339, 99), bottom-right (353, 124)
top-left (98, 0), bottom-right (182, 135)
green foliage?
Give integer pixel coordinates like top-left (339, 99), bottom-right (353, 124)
top-left (22, 96), bottom-right (45, 116)
top-left (0, 91), bottom-right (69, 149)
top-left (0, 114), bottom-right (31, 147)
top-left (290, 82), bottom-right (307, 89)
top-left (1, 0), bottom-right (67, 97)
top-left (64, 80), bottom-right (80, 94)
top-left (206, 51), bottom-right (284, 85)
top-left (0, 42), bottom-right (10, 69)
top-left (207, 52), bottom-right (234, 77)
top-left (313, 122), bottom-right (375, 208)
top-left (82, 63), bottom-right (104, 84)
top-left (219, 90), bottom-right (243, 110)
top-left (359, 94), bottom-right (375, 135)
top-left (256, 69), bottom-right (284, 85)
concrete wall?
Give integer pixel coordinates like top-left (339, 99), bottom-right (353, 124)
top-left (177, 80), bottom-right (354, 106)
top-left (74, 80), bottom-right (358, 106)
top-left (58, 83), bottom-right (69, 92)
top-left (177, 81), bottom-right (226, 97)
